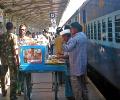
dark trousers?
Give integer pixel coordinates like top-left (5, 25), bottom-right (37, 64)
top-left (0, 65), bottom-right (8, 95)
top-left (9, 65), bottom-right (17, 100)
top-left (17, 71), bottom-right (24, 93)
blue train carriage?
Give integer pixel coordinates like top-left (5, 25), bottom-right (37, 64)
top-left (79, 0), bottom-right (120, 91)
top-left (65, 10), bottom-right (80, 25)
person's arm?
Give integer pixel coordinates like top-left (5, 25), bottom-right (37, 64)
top-left (11, 33), bottom-right (19, 66)
top-left (61, 55), bottom-right (69, 59)
top-left (56, 54), bottom-right (69, 59)
top-left (63, 38), bottom-right (77, 52)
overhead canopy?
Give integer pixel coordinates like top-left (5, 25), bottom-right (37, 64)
top-left (0, 0), bottom-right (69, 30)
top-left (59, 0), bottom-right (86, 27)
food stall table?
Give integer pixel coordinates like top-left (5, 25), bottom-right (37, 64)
top-left (19, 45), bottom-right (68, 100)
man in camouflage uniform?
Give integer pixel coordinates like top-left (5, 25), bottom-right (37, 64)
top-left (1, 22), bottom-right (18, 100)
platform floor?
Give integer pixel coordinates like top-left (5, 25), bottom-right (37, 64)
top-left (0, 73), bottom-right (106, 100)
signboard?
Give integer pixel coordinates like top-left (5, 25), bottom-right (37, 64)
top-left (50, 13), bottom-right (55, 18)
top-left (48, 27), bottom-right (56, 33)
top-left (24, 48), bottom-right (42, 63)
top-left (51, 18), bottom-right (56, 24)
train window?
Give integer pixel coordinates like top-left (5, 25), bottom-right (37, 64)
top-left (88, 24), bottom-right (90, 39)
top-left (98, 21), bottom-right (101, 40)
top-left (75, 16), bottom-right (78, 22)
top-left (102, 19), bottom-right (106, 41)
top-left (85, 25), bottom-right (88, 36)
top-left (83, 9), bottom-right (86, 23)
top-left (91, 23), bottom-right (93, 39)
top-left (115, 14), bottom-right (120, 43)
top-left (68, 20), bottom-right (71, 24)
top-left (108, 17), bottom-right (113, 41)
top-left (94, 22), bottom-right (97, 40)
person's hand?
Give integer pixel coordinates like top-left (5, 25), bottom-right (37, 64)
top-left (57, 52), bottom-right (63, 55)
top-left (15, 58), bottom-right (19, 67)
top-left (56, 54), bottom-right (64, 59)
top-left (55, 56), bottom-right (60, 59)
top-left (14, 54), bottom-right (19, 67)
top-left (61, 39), bottom-right (65, 44)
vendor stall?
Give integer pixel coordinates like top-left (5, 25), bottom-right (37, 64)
top-left (19, 45), bottom-right (69, 100)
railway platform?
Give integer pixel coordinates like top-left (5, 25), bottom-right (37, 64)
top-left (0, 73), bottom-right (105, 100)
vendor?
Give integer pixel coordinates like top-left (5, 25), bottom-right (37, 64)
top-left (17, 24), bottom-right (36, 95)
top-left (59, 26), bottom-right (74, 100)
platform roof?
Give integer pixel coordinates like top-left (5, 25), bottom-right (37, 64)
top-left (0, 0), bottom-right (69, 30)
